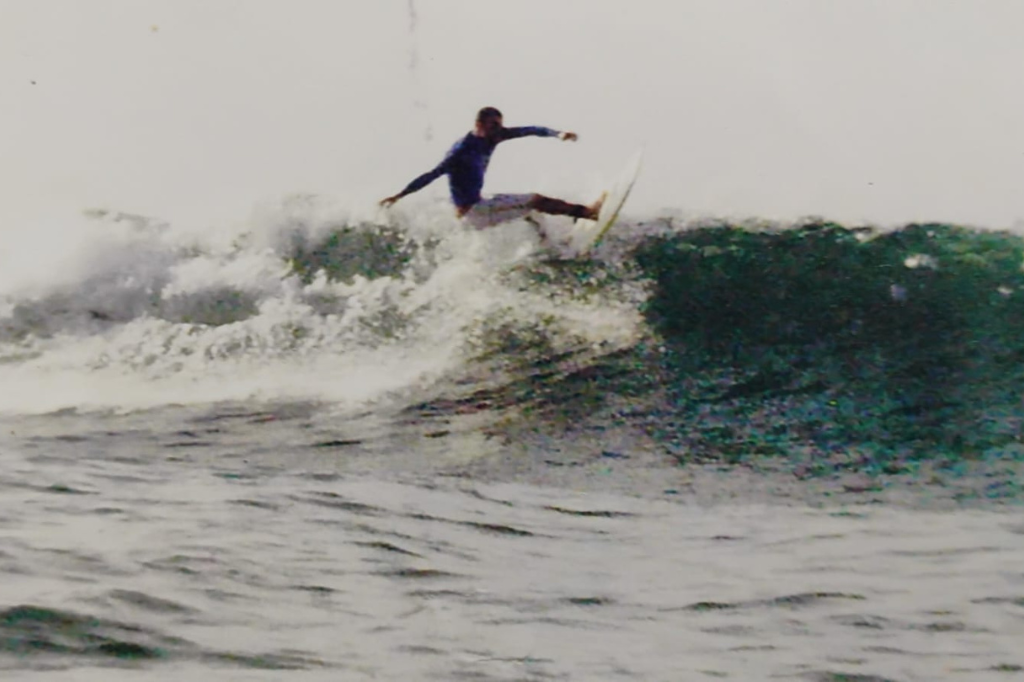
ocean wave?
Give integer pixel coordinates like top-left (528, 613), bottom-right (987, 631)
top-left (4, 198), bottom-right (1024, 461)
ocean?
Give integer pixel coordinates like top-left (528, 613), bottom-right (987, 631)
top-left (1, 199), bottom-right (1022, 680)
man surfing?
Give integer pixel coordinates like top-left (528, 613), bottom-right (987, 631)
top-left (379, 107), bottom-right (603, 232)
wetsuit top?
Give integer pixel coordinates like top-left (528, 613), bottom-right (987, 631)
top-left (398, 126), bottom-right (561, 209)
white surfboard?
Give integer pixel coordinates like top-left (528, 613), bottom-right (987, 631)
top-left (567, 149), bottom-right (644, 256)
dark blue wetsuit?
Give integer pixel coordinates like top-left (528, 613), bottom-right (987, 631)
top-left (398, 127), bottom-right (560, 210)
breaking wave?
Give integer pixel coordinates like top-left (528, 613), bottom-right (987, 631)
top-left (3, 196), bottom-right (1024, 466)
top-left (0, 197), bottom-right (643, 413)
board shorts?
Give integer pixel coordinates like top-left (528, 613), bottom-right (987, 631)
top-left (461, 194), bottom-right (534, 229)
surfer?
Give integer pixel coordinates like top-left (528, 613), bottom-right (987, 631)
top-left (379, 107), bottom-right (603, 230)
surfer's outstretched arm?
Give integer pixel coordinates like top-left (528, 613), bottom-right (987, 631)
top-left (380, 160), bottom-right (449, 207)
top-left (501, 126), bottom-right (578, 142)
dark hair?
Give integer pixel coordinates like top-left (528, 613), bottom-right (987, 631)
top-left (476, 106), bottom-right (502, 122)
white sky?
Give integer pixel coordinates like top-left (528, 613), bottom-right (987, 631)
top-left (2, 0), bottom-right (1023, 230)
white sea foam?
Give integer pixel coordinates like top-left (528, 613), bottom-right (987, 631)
top-left (0, 197), bottom-right (643, 414)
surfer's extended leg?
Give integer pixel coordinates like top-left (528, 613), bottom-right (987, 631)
top-left (528, 194), bottom-right (603, 221)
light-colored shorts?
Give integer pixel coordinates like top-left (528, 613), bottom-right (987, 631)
top-left (461, 193), bottom-right (535, 229)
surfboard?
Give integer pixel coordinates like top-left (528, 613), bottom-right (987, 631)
top-left (567, 149), bottom-right (644, 256)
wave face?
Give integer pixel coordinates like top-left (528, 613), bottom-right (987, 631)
top-left (632, 221), bottom-right (1024, 464)
top-left (3, 200), bottom-right (1023, 463)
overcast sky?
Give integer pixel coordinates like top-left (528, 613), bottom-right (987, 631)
top-left (2, 0), bottom-right (1022, 230)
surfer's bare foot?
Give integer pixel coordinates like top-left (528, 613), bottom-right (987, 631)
top-left (587, 192), bottom-right (608, 220)
top-left (574, 192), bottom-right (607, 223)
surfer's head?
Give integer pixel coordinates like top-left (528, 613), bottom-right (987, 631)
top-left (475, 106), bottom-right (503, 141)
